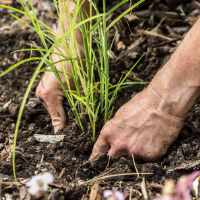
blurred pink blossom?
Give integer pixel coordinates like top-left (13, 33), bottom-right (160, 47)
top-left (154, 171), bottom-right (199, 200)
top-left (103, 190), bottom-right (125, 200)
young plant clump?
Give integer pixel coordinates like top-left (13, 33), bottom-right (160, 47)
top-left (0, 0), bottom-right (146, 180)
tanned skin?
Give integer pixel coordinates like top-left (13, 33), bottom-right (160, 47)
top-left (36, 1), bottom-right (200, 162)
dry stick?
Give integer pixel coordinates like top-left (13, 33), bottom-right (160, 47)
top-left (103, 155), bottom-right (111, 174)
top-left (19, 41), bottom-right (43, 49)
top-left (79, 168), bottom-right (115, 186)
top-left (138, 17), bottom-right (172, 41)
top-left (80, 173), bottom-right (153, 186)
top-left (1, 181), bottom-right (22, 186)
top-left (125, 18), bottom-right (134, 39)
top-left (86, 168), bottom-right (115, 185)
top-left (151, 38), bottom-right (181, 49)
top-left (59, 168), bottom-right (66, 178)
top-left (138, 29), bottom-right (173, 41)
top-left (129, 0), bottom-right (133, 15)
top-left (178, 5), bottom-right (185, 15)
top-left (141, 177), bottom-right (148, 200)
top-left (132, 154), bottom-right (139, 178)
top-left (193, 0), bottom-right (200, 11)
top-left (166, 26), bottom-right (179, 38)
top-left (38, 154), bottom-right (44, 171)
top-left (128, 186), bottom-right (143, 200)
top-left (129, 186), bottom-right (132, 200)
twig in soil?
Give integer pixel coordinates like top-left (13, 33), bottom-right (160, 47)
top-left (141, 178), bottom-right (148, 200)
top-left (40, 154), bottom-right (44, 165)
top-left (87, 169), bottom-right (115, 185)
top-left (67, 109), bottom-right (74, 120)
top-left (49, 182), bottom-right (70, 190)
top-left (132, 154), bottom-right (139, 178)
top-left (59, 168), bottom-right (66, 178)
top-left (129, 186), bottom-right (142, 199)
top-left (127, 37), bottom-right (145, 51)
top-left (193, 0), bottom-right (200, 11)
top-left (1, 178), bottom-right (29, 188)
top-left (165, 26), bottom-right (179, 38)
top-left (166, 160), bottom-right (200, 174)
top-left (129, 186), bottom-right (132, 200)
top-left (129, 0), bottom-right (132, 15)
top-left (19, 41), bottom-right (43, 49)
top-left (145, 38), bottom-right (181, 62)
top-left (103, 156), bottom-right (111, 174)
top-left (80, 173), bottom-right (153, 186)
top-left (138, 29), bottom-right (173, 41)
top-left (178, 5), bottom-right (186, 16)
top-left (1, 181), bottom-right (22, 186)
top-left (124, 18), bottom-right (134, 39)
top-left (150, 38), bottom-right (181, 49)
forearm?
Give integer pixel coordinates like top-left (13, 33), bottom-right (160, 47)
top-left (51, 0), bottom-right (98, 87)
top-left (149, 17), bottom-right (200, 118)
top-left (57, 0), bottom-right (99, 47)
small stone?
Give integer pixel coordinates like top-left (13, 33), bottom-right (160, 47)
top-left (28, 124), bottom-right (36, 131)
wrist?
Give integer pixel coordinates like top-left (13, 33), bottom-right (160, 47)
top-left (149, 61), bottom-right (200, 119)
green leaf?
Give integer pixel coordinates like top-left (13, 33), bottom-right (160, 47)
top-left (0, 58), bottom-right (42, 77)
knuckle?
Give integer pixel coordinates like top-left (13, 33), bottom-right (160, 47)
top-left (92, 144), bottom-right (101, 155)
top-left (109, 140), bottom-right (128, 159)
top-left (35, 86), bottom-right (40, 98)
top-left (38, 88), bottom-right (51, 101)
top-left (128, 147), bottom-right (157, 162)
top-left (100, 120), bottom-right (114, 138)
top-left (143, 150), bottom-right (160, 162)
top-left (115, 107), bottom-right (123, 118)
top-left (114, 139), bottom-right (127, 152)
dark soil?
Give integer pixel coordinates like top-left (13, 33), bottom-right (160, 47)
top-left (1, 1), bottom-right (200, 199)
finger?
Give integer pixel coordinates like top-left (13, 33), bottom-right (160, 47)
top-left (127, 154), bottom-right (141, 163)
top-left (47, 97), bottom-right (67, 133)
top-left (89, 135), bottom-right (110, 160)
top-left (38, 90), bottom-right (67, 133)
top-left (39, 98), bottom-right (50, 113)
top-left (108, 147), bottom-right (128, 159)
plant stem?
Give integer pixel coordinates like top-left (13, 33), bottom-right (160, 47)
top-left (103, 0), bottom-right (109, 122)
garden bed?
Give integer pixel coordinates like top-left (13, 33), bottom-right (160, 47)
top-left (1, 0), bottom-right (200, 199)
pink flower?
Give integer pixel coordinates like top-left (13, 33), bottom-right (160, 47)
top-left (175, 170), bottom-right (199, 200)
top-left (154, 171), bottom-right (199, 200)
top-left (103, 190), bottom-right (125, 200)
top-left (154, 196), bottom-right (173, 200)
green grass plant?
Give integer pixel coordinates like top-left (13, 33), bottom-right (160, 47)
top-left (0, 0), bottom-right (146, 182)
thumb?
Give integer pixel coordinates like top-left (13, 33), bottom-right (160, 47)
top-left (89, 135), bottom-right (110, 160)
top-left (37, 89), bottom-right (67, 133)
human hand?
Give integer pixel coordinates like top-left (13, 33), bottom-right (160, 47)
top-left (36, 54), bottom-right (75, 133)
top-left (89, 86), bottom-right (184, 162)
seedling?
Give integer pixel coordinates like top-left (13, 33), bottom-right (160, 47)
top-left (0, 0), bottom-right (146, 181)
